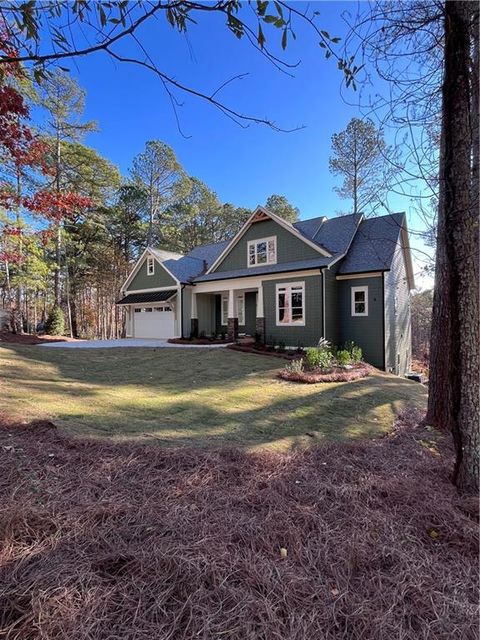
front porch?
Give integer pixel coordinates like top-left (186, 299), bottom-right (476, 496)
top-left (190, 285), bottom-right (265, 342)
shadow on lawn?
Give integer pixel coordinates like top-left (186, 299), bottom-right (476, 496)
top-left (1, 344), bottom-right (427, 450)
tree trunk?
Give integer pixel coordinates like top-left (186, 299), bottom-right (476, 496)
top-left (429, 0), bottom-right (479, 493)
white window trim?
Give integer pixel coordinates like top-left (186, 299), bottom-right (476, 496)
top-left (275, 281), bottom-right (305, 327)
top-left (247, 236), bottom-right (277, 268)
top-left (351, 286), bottom-right (368, 316)
top-left (236, 293), bottom-right (245, 325)
top-left (221, 295), bottom-right (228, 325)
top-left (221, 293), bottom-right (245, 324)
top-left (147, 256), bottom-right (155, 276)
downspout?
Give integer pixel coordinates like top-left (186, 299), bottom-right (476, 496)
top-left (382, 272), bottom-right (386, 371)
top-left (321, 269), bottom-right (326, 339)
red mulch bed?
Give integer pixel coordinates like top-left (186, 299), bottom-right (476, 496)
top-left (168, 337), bottom-right (232, 345)
top-left (0, 331), bottom-right (79, 345)
top-left (279, 363), bottom-right (372, 383)
top-left (0, 409), bottom-right (478, 639)
top-left (228, 343), bottom-right (303, 360)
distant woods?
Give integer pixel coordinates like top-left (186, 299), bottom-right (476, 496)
top-left (0, 72), bottom-right (301, 339)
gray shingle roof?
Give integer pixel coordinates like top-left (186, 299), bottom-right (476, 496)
top-left (146, 211), bottom-right (406, 285)
top-left (293, 216), bottom-right (326, 240)
top-left (337, 212), bottom-right (405, 274)
top-left (193, 257), bottom-right (331, 282)
top-left (186, 240), bottom-right (230, 268)
top-left (163, 256), bottom-right (205, 283)
top-left (117, 290), bottom-right (177, 305)
top-left (314, 213), bottom-right (362, 256)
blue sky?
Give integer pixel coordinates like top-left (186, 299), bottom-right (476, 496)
top-left (49, 1), bottom-right (433, 286)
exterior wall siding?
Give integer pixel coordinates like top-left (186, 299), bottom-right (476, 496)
top-left (263, 275), bottom-right (323, 347)
top-left (323, 264), bottom-right (340, 345)
top-left (181, 286), bottom-right (192, 338)
top-left (385, 245), bottom-right (412, 375)
top-left (127, 255), bottom-right (177, 291)
top-left (197, 293), bottom-right (216, 336)
top-left (213, 219), bottom-right (321, 273)
top-left (338, 276), bottom-right (385, 369)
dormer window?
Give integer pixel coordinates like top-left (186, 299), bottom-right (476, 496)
top-left (147, 256), bottom-right (155, 276)
top-left (247, 236), bottom-right (277, 267)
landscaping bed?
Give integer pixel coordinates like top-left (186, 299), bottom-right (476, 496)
top-left (278, 362), bottom-right (372, 383)
top-left (168, 337), bottom-right (232, 345)
top-left (227, 342), bottom-right (303, 360)
top-left (0, 331), bottom-right (77, 345)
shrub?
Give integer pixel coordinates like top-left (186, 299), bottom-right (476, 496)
top-left (278, 340), bottom-right (286, 353)
top-left (45, 306), bottom-right (65, 336)
top-left (351, 345), bottom-right (362, 363)
top-left (337, 349), bottom-right (352, 366)
top-left (305, 347), bottom-right (333, 370)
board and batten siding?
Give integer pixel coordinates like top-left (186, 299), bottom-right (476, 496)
top-left (213, 219), bottom-right (321, 273)
top-left (181, 286), bottom-right (192, 338)
top-left (384, 244), bottom-right (412, 375)
top-left (127, 256), bottom-right (177, 291)
top-left (262, 275), bottom-right (323, 347)
top-left (323, 264), bottom-right (340, 346)
top-left (338, 275), bottom-right (384, 369)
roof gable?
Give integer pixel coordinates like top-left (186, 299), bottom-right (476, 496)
top-left (207, 206), bottom-right (331, 274)
top-left (337, 212), bottom-right (414, 288)
top-left (122, 248), bottom-right (179, 292)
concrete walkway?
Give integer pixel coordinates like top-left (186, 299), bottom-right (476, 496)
top-left (39, 338), bottom-right (229, 349)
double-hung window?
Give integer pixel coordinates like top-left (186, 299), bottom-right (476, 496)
top-left (248, 236), bottom-right (276, 267)
top-left (221, 293), bottom-right (245, 324)
top-left (147, 256), bottom-right (155, 276)
top-left (221, 295), bottom-right (228, 325)
top-left (276, 282), bottom-right (305, 326)
top-left (351, 286), bottom-right (368, 316)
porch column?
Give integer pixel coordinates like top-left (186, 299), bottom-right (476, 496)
top-left (255, 284), bottom-right (265, 343)
top-left (190, 292), bottom-right (198, 337)
top-left (227, 289), bottom-right (238, 341)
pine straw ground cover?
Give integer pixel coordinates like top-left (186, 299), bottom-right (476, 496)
top-left (0, 410), bottom-right (478, 640)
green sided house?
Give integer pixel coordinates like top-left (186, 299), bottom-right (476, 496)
top-left (117, 207), bottom-right (415, 375)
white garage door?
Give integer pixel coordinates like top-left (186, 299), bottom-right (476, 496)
top-left (133, 305), bottom-right (175, 339)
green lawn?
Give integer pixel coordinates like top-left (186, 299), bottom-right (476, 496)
top-left (0, 345), bottom-right (427, 451)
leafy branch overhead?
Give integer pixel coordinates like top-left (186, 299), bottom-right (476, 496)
top-left (0, 1), bottom-right (361, 130)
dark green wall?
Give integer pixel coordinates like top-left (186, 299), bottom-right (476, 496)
top-left (263, 275), bottom-right (323, 347)
top-left (127, 255), bottom-right (177, 291)
top-left (214, 219), bottom-right (321, 273)
top-left (323, 264), bottom-right (340, 345)
top-left (337, 276), bottom-right (384, 368)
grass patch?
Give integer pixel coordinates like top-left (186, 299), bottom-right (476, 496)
top-left (0, 345), bottom-right (427, 451)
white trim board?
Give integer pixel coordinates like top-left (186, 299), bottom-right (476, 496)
top-left (122, 286), bottom-right (180, 295)
top-left (193, 269), bottom-right (323, 294)
top-left (206, 206), bottom-right (331, 274)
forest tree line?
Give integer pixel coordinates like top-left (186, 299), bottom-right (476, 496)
top-left (0, 70), bottom-right (301, 338)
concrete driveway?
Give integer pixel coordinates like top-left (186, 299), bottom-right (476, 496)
top-left (39, 338), bottom-right (229, 349)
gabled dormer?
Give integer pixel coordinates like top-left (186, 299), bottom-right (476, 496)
top-left (207, 206), bottom-right (331, 274)
top-left (121, 248), bottom-right (180, 292)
